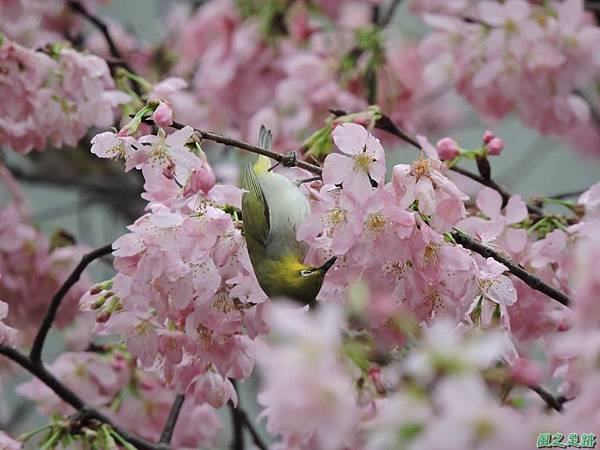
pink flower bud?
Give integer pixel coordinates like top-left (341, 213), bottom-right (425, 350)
top-left (435, 137), bottom-right (460, 160)
top-left (483, 130), bottom-right (494, 144)
top-left (184, 164), bottom-right (216, 196)
top-left (487, 137), bottom-right (504, 155)
top-left (152, 101), bottom-right (173, 128)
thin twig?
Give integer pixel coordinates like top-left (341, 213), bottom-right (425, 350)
top-left (151, 119), bottom-right (323, 176)
top-left (382, 117), bottom-right (543, 214)
top-left (30, 244), bottom-right (113, 364)
top-left (548, 189), bottom-right (586, 200)
top-left (452, 229), bottom-right (571, 307)
top-left (238, 408), bottom-right (268, 450)
top-left (159, 394), bottom-right (185, 444)
top-left (332, 109), bottom-right (545, 215)
top-left (450, 166), bottom-right (543, 215)
top-left (228, 380), bottom-right (269, 450)
top-left (529, 385), bottom-right (565, 413)
top-left (159, 115), bottom-right (571, 308)
top-left (67, 1), bottom-right (133, 73)
top-left (229, 401), bottom-right (245, 450)
top-left (379, 0), bottom-right (402, 28)
top-left (0, 345), bottom-right (168, 450)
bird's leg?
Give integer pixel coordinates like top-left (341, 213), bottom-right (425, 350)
top-left (296, 176), bottom-right (322, 186)
top-left (282, 151), bottom-right (298, 168)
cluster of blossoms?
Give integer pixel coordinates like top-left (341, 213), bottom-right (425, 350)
top-left (153, 0), bottom-right (459, 151)
top-left (0, 38), bottom-right (128, 153)
top-left (16, 348), bottom-right (221, 449)
top-left (299, 123), bottom-right (524, 351)
top-left (2, 0), bottom-right (600, 448)
top-left (80, 120), bottom-right (600, 449)
top-left (414, 0), bottom-right (600, 155)
top-left (85, 124), bottom-right (269, 407)
top-left (0, 165), bottom-right (91, 344)
top-left (254, 124), bottom-right (600, 449)
top-left (0, 0), bottom-right (103, 48)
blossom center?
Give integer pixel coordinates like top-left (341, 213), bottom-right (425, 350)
top-left (411, 159), bottom-right (430, 179)
top-left (327, 208), bottom-right (346, 226)
top-left (212, 290), bottom-right (235, 313)
top-left (365, 213), bottom-right (387, 236)
top-left (353, 150), bottom-right (374, 172)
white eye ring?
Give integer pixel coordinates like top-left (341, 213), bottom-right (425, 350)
top-left (300, 269), bottom-right (312, 277)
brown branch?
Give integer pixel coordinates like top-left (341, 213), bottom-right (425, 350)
top-left (333, 109), bottom-right (545, 215)
top-left (528, 385), bottom-right (566, 413)
top-left (450, 166), bottom-right (543, 215)
top-left (0, 345), bottom-right (168, 450)
top-left (547, 189), bottom-right (586, 200)
top-left (67, 1), bottom-right (134, 74)
top-left (229, 401), bottom-right (245, 450)
top-left (155, 114), bottom-right (570, 308)
top-left (228, 380), bottom-right (268, 450)
top-left (452, 229), bottom-right (571, 307)
top-left (378, 0), bottom-right (402, 28)
top-left (238, 407), bottom-right (268, 450)
top-left (159, 394), bottom-right (185, 445)
top-left (150, 119), bottom-right (323, 176)
top-left (376, 113), bottom-right (545, 215)
top-left (30, 244), bottom-right (113, 364)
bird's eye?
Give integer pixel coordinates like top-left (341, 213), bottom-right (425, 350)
top-left (299, 269), bottom-right (312, 277)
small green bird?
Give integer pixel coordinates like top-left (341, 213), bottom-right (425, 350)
top-left (241, 126), bottom-right (336, 305)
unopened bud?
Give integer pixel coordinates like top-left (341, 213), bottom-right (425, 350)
top-left (436, 137), bottom-right (460, 160)
top-left (482, 130), bottom-right (494, 144)
top-left (487, 137), bottom-right (504, 156)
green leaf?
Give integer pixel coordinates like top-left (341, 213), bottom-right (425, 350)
top-left (108, 428), bottom-right (138, 450)
top-left (398, 423), bottom-right (424, 441)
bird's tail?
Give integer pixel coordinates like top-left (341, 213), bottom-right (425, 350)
top-left (253, 125), bottom-right (273, 174)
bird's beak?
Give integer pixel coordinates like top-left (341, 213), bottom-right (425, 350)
top-left (318, 256), bottom-right (337, 274)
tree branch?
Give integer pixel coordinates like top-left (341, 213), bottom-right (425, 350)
top-left (452, 229), bottom-right (571, 307)
top-left (333, 109), bottom-right (545, 216)
top-left (228, 380), bottom-right (268, 450)
top-left (238, 407), bottom-right (268, 450)
top-left (378, 0), bottom-right (402, 28)
top-left (159, 394), bottom-right (185, 445)
top-left (30, 244), bottom-right (113, 365)
top-left (66, 1), bottom-right (134, 73)
top-left (528, 385), bottom-right (566, 413)
top-left (153, 119), bottom-right (323, 176)
top-left (161, 115), bottom-right (572, 307)
top-left (0, 345), bottom-right (167, 450)
top-left (229, 401), bottom-right (245, 450)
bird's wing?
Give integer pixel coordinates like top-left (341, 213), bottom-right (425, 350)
top-left (241, 163), bottom-right (270, 245)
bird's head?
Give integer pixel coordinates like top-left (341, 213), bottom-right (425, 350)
top-left (265, 255), bottom-right (337, 305)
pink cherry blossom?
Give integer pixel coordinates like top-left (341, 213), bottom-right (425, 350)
top-left (0, 300), bottom-right (18, 347)
top-left (152, 101), bottom-right (174, 128)
top-left (322, 123), bottom-right (386, 202)
top-left (257, 304), bottom-right (360, 450)
top-left (0, 39), bottom-right (129, 153)
top-left (0, 431), bottom-right (21, 450)
top-left (459, 187), bottom-right (528, 255)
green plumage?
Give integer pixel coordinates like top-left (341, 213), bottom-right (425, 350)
top-left (241, 126), bottom-right (332, 305)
